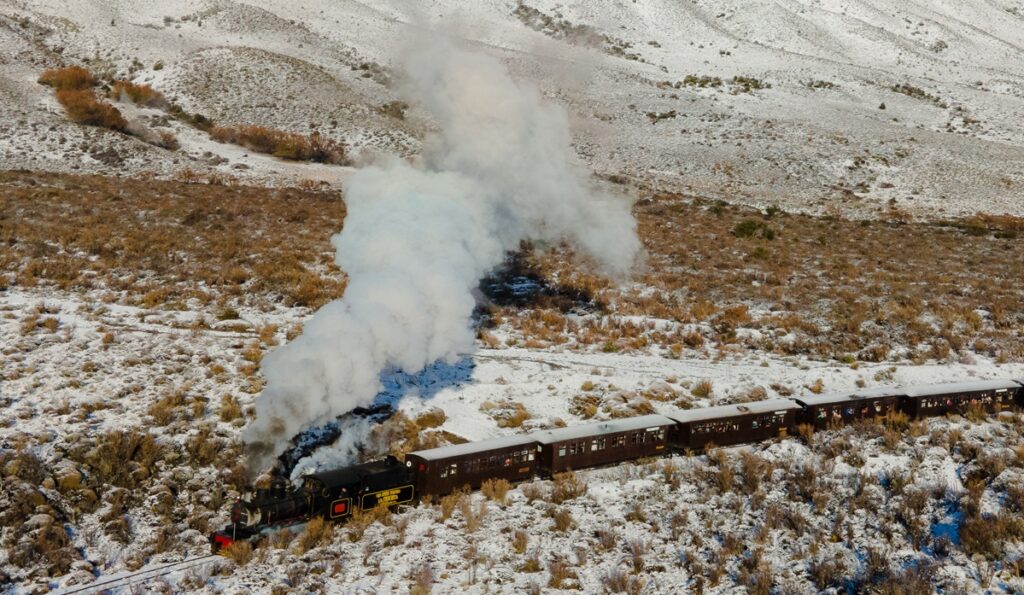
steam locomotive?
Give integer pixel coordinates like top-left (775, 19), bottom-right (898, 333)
top-left (211, 378), bottom-right (1023, 552)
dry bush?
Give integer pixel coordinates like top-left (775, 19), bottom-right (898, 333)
top-left (148, 390), bottom-right (186, 426)
top-left (480, 478), bottom-right (511, 504)
top-left (211, 125), bottom-right (348, 164)
top-left (414, 408), bottom-right (447, 429)
top-left (550, 471), bottom-right (588, 503)
top-left (547, 558), bottom-right (576, 588)
top-left (219, 394), bottom-right (243, 422)
top-left (480, 399), bottom-right (532, 428)
top-left (224, 541), bottom-right (254, 566)
top-left (55, 89), bottom-right (127, 131)
top-left (624, 538), bottom-right (648, 574)
top-left (512, 529), bottom-right (529, 553)
top-left (550, 507), bottom-right (574, 532)
top-left (691, 379), bottom-right (713, 399)
top-left (596, 528), bottom-right (619, 551)
top-left (808, 556), bottom-right (848, 590)
top-left (738, 450), bottom-right (770, 494)
top-left (960, 513), bottom-right (1020, 560)
top-left (624, 500), bottom-right (647, 523)
top-left (794, 421), bottom-right (811, 446)
top-left (38, 66), bottom-right (94, 90)
top-left (295, 516), bottom-right (334, 553)
top-left (76, 429), bottom-right (163, 488)
top-left (110, 81), bottom-right (166, 107)
top-left (520, 482), bottom-right (544, 503)
top-left (601, 567), bottom-right (643, 594)
top-left (459, 499), bottom-right (488, 533)
top-left (409, 562), bottom-right (434, 595)
top-left (520, 551), bottom-right (543, 573)
top-left (438, 492), bottom-right (464, 522)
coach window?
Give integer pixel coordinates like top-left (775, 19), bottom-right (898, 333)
top-left (558, 446), bottom-right (566, 457)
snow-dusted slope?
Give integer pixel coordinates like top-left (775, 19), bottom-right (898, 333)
top-left (1, 0), bottom-right (1024, 215)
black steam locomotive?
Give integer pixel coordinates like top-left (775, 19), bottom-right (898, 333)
top-left (212, 378), bottom-right (1023, 552)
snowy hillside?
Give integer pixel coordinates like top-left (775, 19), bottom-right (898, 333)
top-left (3, 1), bottom-right (1024, 593)
top-left (2, 0), bottom-right (1024, 216)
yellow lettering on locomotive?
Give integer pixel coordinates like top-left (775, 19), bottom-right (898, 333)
top-left (360, 485), bottom-right (414, 509)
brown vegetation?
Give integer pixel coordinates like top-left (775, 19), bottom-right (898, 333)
top-left (499, 195), bottom-right (1024, 362)
top-left (55, 89), bottom-right (127, 131)
top-left (109, 81), bottom-right (167, 108)
top-left (38, 66), bottom-right (95, 91)
top-left (211, 125), bottom-right (348, 164)
top-left (0, 171), bottom-right (346, 310)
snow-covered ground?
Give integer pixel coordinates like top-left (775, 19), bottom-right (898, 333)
top-left (2, 0), bottom-right (1024, 217)
top-left (3, 285), bottom-right (1023, 592)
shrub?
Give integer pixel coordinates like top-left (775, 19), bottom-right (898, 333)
top-left (296, 517), bottom-right (334, 553)
top-left (550, 507), bottom-right (573, 532)
top-left (550, 471), bottom-right (587, 503)
top-left (513, 529), bottom-right (528, 553)
top-left (602, 567), bottom-right (643, 593)
top-left (38, 66), bottom-right (95, 90)
top-left (55, 89), bottom-right (127, 131)
top-left (459, 499), bottom-right (488, 533)
top-left (626, 538), bottom-right (648, 573)
top-left (224, 540), bottom-right (254, 566)
top-left (210, 125), bottom-right (348, 164)
top-left (481, 478), bottom-right (510, 504)
top-left (547, 558), bottom-right (576, 588)
top-left (219, 394), bottom-right (242, 422)
top-left (438, 492), bottom-right (464, 521)
top-left (410, 562), bottom-right (434, 595)
top-left (691, 379), bottom-right (713, 399)
top-left (110, 81), bottom-right (166, 107)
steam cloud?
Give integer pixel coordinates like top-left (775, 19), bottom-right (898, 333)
top-left (242, 37), bottom-right (640, 475)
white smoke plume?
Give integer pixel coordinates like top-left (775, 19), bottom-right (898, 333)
top-left (242, 37), bottom-right (640, 475)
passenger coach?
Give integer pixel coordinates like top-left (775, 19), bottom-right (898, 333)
top-left (902, 379), bottom-right (1021, 418)
top-left (405, 434), bottom-right (539, 499)
top-left (664, 399), bottom-right (801, 450)
top-left (531, 414), bottom-right (675, 474)
top-left (793, 387), bottom-right (905, 429)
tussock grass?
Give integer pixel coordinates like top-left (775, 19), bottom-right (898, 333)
top-left (0, 171), bottom-right (345, 310)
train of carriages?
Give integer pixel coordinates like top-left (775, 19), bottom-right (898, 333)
top-left (211, 378), bottom-right (1024, 551)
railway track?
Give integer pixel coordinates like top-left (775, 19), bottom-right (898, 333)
top-left (51, 555), bottom-right (221, 595)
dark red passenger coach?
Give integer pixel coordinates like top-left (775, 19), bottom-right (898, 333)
top-left (532, 414), bottom-right (675, 474)
top-left (902, 379), bottom-right (1021, 418)
top-left (405, 434), bottom-right (539, 499)
top-left (793, 387), bottom-right (905, 429)
top-left (664, 399), bottom-right (801, 450)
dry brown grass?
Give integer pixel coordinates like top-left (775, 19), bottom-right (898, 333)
top-left (211, 125), bottom-right (348, 164)
top-left (219, 394), bottom-right (243, 423)
top-left (295, 516), bottom-right (334, 553)
top-left (55, 89), bottom-right (127, 131)
top-left (480, 478), bottom-right (511, 504)
top-left (109, 81), bottom-right (167, 107)
top-left (38, 66), bottom-right (94, 91)
top-left (549, 471), bottom-right (587, 504)
top-left (504, 194), bottom-right (1024, 362)
top-left (0, 172), bottom-right (346, 310)
top-left (224, 540), bottom-right (254, 566)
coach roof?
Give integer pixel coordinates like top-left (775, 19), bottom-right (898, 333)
top-left (793, 386), bottom-right (906, 407)
top-left (407, 434), bottom-right (538, 462)
top-left (663, 399), bottom-right (800, 424)
top-left (904, 378), bottom-right (1020, 397)
top-left (530, 414), bottom-right (675, 445)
